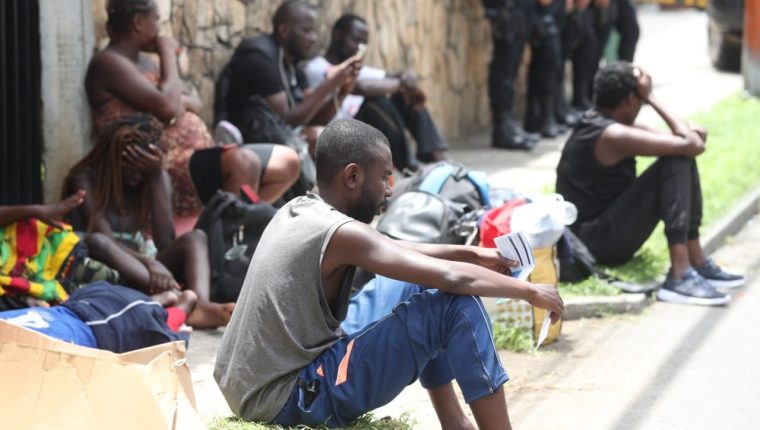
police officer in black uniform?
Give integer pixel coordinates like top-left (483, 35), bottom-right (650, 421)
top-left (483, 0), bottom-right (540, 150)
top-left (524, 0), bottom-right (566, 138)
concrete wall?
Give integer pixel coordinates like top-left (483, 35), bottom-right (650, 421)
top-left (39, 0), bottom-right (95, 202)
top-left (91, 0), bottom-right (496, 139)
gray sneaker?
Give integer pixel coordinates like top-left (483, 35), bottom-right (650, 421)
top-left (656, 267), bottom-right (730, 306)
top-left (694, 258), bottom-right (745, 289)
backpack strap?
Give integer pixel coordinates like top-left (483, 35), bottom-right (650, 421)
top-left (418, 163), bottom-right (456, 194)
top-left (465, 170), bottom-right (491, 207)
top-left (418, 163), bottom-right (491, 208)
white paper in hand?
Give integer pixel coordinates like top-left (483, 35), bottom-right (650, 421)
top-left (535, 312), bottom-right (552, 348)
top-left (493, 231), bottom-right (535, 281)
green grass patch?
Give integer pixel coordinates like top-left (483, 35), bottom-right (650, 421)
top-left (210, 413), bottom-right (415, 430)
top-left (558, 275), bottom-right (621, 297)
top-left (492, 319), bottom-right (534, 352)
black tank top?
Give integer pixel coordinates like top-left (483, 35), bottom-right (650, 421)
top-left (556, 110), bottom-right (636, 226)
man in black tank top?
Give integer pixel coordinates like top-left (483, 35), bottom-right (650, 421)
top-left (556, 62), bottom-right (743, 306)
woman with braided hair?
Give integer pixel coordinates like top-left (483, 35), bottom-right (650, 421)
top-left (64, 114), bottom-right (234, 329)
top-left (85, 0), bottom-right (300, 219)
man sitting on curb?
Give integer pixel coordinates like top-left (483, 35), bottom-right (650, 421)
top-left (215, 119), bottom-right (564, 429)
top-left (304, 13), bottom-right (448, 171)
top-left (556, 62), bottom-right (744, 306)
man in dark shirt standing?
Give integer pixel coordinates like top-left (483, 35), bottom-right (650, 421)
top-left (556, 63), bottom-right (743, 306)
top-left (218, 0), bottom-right (360, 154)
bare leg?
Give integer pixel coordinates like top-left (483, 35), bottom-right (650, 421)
top-left (220, 146), bottom-right (261, 195)
top-left (428, 383), bottom-right (476, 430)
top-left (669, 243), bottom-right (692, 279)
top-left (469, 386), bottom-right (512, 430)
top-left (687, 238), bottom-right (707, 267)
top-left (156, 230), bottom-right (234, 329)
top-left (258, 145), bottom-right (300, 203)
top-left (85, 232), bottom-right (152, 294)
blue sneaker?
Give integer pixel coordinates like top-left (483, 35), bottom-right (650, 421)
top-left (694, 259), bottom-right (745, 289)
top-left (656, 268), bottom-right (730, 306)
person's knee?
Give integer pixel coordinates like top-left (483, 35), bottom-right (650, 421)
top-left (180, 229), bottom-right (208, 249)
top-left (85, 232), bottom-right (111, 256)
top-left (224, 147), bottom-right (261, 177)
top-left (273, 146), bottom-right (300, 180)
top-left (659, 156), bottom-right (694, 174)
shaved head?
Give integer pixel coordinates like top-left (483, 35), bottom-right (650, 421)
top-left (272, 0), bottom-right (313, 29)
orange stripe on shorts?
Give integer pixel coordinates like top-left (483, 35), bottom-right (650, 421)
top-left (335, 339), bottom-right (355, 386)
top-left (316, 365), bottom-right (324, 377)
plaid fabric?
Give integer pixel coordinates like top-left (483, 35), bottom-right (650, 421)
top-left (0, 219), bottom-right (82, 303)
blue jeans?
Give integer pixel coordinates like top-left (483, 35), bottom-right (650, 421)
top-left (272, 276), bottom-right (508, 427)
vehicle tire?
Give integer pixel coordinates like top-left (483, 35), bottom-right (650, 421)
top-left (709, 18), bottom-right (741, 71)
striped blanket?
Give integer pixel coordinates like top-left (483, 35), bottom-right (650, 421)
top-left (0, 219), bottom-right (82, 303)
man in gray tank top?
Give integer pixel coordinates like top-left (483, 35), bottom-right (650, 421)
top-left (215, 118), bottom-right (564, 429)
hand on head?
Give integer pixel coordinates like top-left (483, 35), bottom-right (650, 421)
top-left (122, 143), bottom-right (164, 179)
top-left (633, 66), bottom-right (652, 102)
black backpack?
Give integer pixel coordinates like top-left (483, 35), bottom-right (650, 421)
top-left (194, 190), bottom-right (278, 302)
top-left (376, 191), bottom-right (480, 245)
top-left (376, 162), bottom-right (489, 245)
top-left (391, 162), bottom-right (491, 212)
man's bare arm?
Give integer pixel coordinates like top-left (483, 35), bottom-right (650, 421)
top-left (596, 123), bottom-right (705, 166)
top-left (397, 241), bottom-right (516, 274)
top-left (354, 78), bottom-right (402, 98)
top-left (324, 222), bottom-right (564, 318)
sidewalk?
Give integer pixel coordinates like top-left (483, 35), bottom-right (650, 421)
top-left (188, 7), bottom-right (749, 425)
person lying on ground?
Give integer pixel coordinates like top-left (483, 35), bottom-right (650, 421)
top-left (86, 0), bottom-right (299, 211)
top-left (214, 119), bottom-right (564, 429)
top-left (0, 281), bottom-right (195, 353)
top-left (555, 62), bottom-right (744, 306)
top-left (218, 0), bottom-right (361, 156)
top-left (64, 114), bottom-right (234, 329)
top-left (0, 191), bottom-right (121, 311)
top-left (304, 13), bottom-right (448, 170)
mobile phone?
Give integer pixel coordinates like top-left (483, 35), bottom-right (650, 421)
top-left (356, 43), bottom-right (367, 58)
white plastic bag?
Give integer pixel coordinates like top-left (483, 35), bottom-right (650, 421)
top-left (509, 194), bottom-right (577, 248)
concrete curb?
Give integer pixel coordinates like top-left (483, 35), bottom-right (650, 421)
top-left (563, 294), bottom-right (651, 320)
top-left (563, 185), bottom-right (760, 320)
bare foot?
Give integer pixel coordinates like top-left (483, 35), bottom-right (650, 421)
top-left (186, 301), bottom-right (234, 329)
top-left (151, 290), bottom-right (180, 307)
top-left (175, 290), bottom-right (198, 316)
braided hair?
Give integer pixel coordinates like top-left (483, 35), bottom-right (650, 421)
top-left (65, 114), bottom-right (164, 232)
top-left (106, 0), bottom-right (155, 36)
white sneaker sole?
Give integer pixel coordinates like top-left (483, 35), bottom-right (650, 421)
top-left (703, 277), bottom-right (746, 289)
top-left (656, 288), bottom-right (731, 306)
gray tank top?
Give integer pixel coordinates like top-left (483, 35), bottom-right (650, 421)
top-left (214, 193), bottom-right (356, 421)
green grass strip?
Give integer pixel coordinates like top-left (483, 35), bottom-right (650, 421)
top-left (209, 413), bottom-right (415, 430)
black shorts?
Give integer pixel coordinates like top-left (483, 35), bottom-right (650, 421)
top-left (188, 143), bottom-right (274, 205)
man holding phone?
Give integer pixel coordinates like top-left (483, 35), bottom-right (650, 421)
top-left (304, 13), bottom-right (448, 172)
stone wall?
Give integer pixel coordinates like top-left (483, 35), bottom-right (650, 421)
top-left (91, 0), bottom-right (497, 139)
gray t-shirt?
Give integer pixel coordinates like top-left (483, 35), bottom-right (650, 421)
top-left (214, 193), bottom-right (356, 421)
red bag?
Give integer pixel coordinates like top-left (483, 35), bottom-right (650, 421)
top-left (479, 198), bottom-right (528, 248)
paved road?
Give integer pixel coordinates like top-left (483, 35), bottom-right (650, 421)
top-left (375, 213), bottom-right (760, 429)
top-left (185, 6), bottom-right (749, 425)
